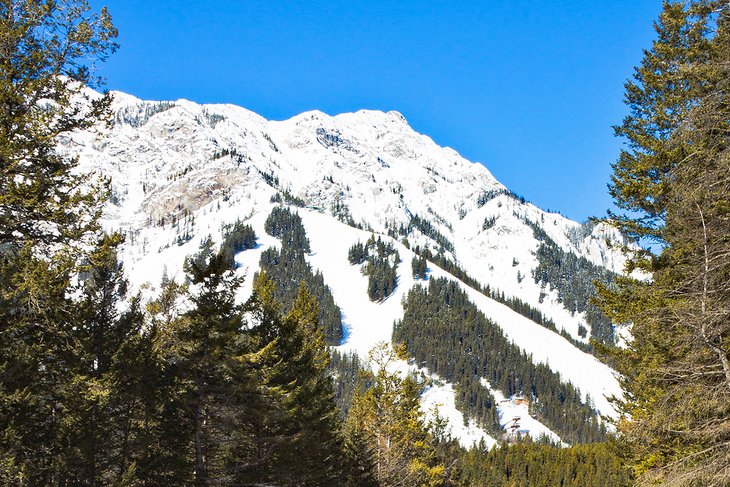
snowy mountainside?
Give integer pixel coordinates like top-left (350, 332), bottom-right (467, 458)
top-left (66, 90), bottom-right (627, 343)
top-left (64, 90), bottom-right (625, 445)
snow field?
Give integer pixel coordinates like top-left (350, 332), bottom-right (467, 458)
top-left (69, 90), bottom-right (632, 447)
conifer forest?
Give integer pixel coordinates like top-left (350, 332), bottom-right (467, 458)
top-left (0, 1), bottom-right (728, 486)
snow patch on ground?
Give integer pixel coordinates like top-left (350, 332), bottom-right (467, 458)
top-left (481, 379), bottom-right (565, 445)
top-left (300, 210), bottom-right (498, 447)
top-left (422, 381), bottom-right (497, 449)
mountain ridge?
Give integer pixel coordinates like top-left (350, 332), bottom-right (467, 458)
top-left (64, 89), bottom-right (625, 446)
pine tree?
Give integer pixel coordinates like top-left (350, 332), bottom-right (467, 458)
top-left (411, 254), bottom-right (427, 280)
top-left (597, 2), bottom-right (730, 484)
top-left (68, 233), bottom-right (146, 484)
top-left (229, 273), bottom-right (293, 485)
top-left (220, 219), bottom-right (257, 268)
top-left (140, 275), bottom-right (195, 485)
top-left (0, 2), bottom-right (118, 483)
top-left (608, 0), bottom-right (709, 246)
top-left (345, 343), bottom-right (445, 487)
top-left (271, 283), bottom-right (349, 485)
top-left (0, 0), bottom-right (117, 247)
top-left (261, 206), bottom-right (343, 344)
top-left (171, 240), bottom-right (250, 486)
top-left (0, 244), bottom-right (79, 484)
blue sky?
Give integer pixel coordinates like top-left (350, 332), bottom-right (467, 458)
top-left (89, 0), bottom-right (662, 222)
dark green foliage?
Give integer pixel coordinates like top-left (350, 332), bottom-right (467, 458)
top-left (453, 378), bottom-right (500, 436)
top-left (259, 247), bottom-right (343, 345)
top-left (608, 2), bottom-right (712, 245)
top-left (264, 205), bottom-right (311, 252)
top-left (146, 248), bottom-right (353, 486)
top-left (476, 189), bottom-right (507, 207)
top-left (220, 219), bottom-right (256, 267)
top-left (482, 215), bottom-right (497, 231)
top-left (1, 228), bottom-right (356, 485)
top-left (458, 441), bottom-right (631, 486)
top-left (578, 324), bottom-right (588, 339)
top-left (224, 220), bottom-right (257, 252)
top-left (411, 254), bottom-right (428, 280)
top-left (348, 236), bottom-right (400, 302)
top-left (271, 190), bottom-right (306, 207)
top-left (261, 206), bottom-right (343, 344)
top-left (0, 2), bottom-right (120, 483)
top-left (329, 350), bottom-right (370, 415)
top-left (70, 234), bottom-right (148, 484)
top-left (409, 214), bottom-right (454, 253)
top-left (134, 276), bottom-right (194, 485)
top-left (388, 214), bottom-right (455, 254)
top-left (0, 0), bottom-right (117, 247)
top-left (412, 245), bottom-right (593, 354)
top-left (258, 168), bottom-right (279, 188)
top-left (365, 253), bottom-right (399, 303)
top-left (347, 241), bottom-right (366, 265)
top-left (527, 220), bottom-right (617, 344)
top-left (241, 278), bottom-right (349, 486)
top-left (394, 277), bottom-right (607, 444)
top-left (0, 235), bottom-right (149, 485)
top-left (598, 2), bottom-right (730, 484)
top-left (475, 188), bottom-right (528, 208)
top-left (173, 240), bottom-right (251, 484)
top-left (137, 247), bottom-right (355, 486)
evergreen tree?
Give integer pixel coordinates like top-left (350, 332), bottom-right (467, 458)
top-left (598, 2), bottom-right (730, 484)
top-left (395, 277), bottom-right (606, 444)
top-left (411, 254), bottom-right (428, 280)
top-left (220, 219), bottom-right (256, 268)
top-left (236, 274), bottom-right (352, 486)
top-left (345, 343), bottom-right (445, 487)
top-left (170, 240), bottom-right (251, 486)
top-left (0, 244), bottom-right (81, 484)
top-left (260, 206), bottom-right (343, 344)
top-left (68, 233), bottom-right (146, 485)
top-left (0, 2), bottom-right (118, 483)
top-left (329, 349), bottom-right (370, 414)
top-left (0, 0), bottom-right (117, 247)
top-left (529, 222), bottom-right (616, 344)
top-left (608, 1), bottom-right (714, 246)
top-left (348, 236), bottom-right (400, 302)
top-left (458, 440), bottom-right (630, 486)
top-left (269, 283), bottom-right (348, 485)
top-left (410, 244), bottom-right (593, 353)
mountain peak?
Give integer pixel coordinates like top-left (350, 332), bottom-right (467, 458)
top-left (66, 89), bottom-right (626, 444)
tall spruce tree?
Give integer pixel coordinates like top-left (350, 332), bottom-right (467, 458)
top-left (598, 2), bottom-right (730, 485)
top-left (0, 1), bottom-right (118, 484)
top-left (270, 283), bottom-right (348, 485)
top-left (238, 275), bottom-right (351, 486)
top-left (173, 240), bottom-right (251, 486)
top-left (69, 233), bottom-right (146, 485)
top-left (140, 274), bottom-right (195, 486)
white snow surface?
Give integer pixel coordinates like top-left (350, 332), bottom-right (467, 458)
top-left (481, 379), bottom-right (565, 446)
top-left (63, 90), bottom-right (628, 445)
top-left (421, 381), bottom-right (497, 449)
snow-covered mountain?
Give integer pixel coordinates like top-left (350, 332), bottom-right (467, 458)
top-left (64, 90), bottom-right (625, 447)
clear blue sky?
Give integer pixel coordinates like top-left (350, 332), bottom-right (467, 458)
top-left (89, 0), bottom-right (662, 222)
